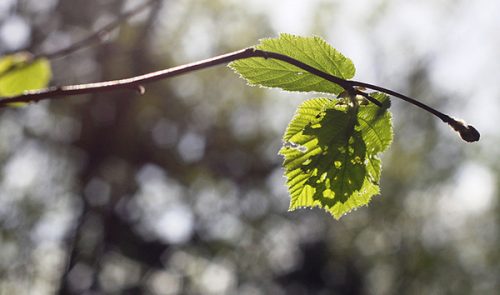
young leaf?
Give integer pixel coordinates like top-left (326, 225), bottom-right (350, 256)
top-left (0, 53), bottom-right (52, 98)
top-left (279, 95), bottom-right (392, 219)
top-left (229, 33), bottom-right (355, 94)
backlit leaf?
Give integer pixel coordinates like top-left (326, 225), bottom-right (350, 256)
top-left (279, 95), bottom-right (392, 219)
top-left (229, 33), bottom-right (355, 94)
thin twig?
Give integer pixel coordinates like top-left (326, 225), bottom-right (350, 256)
top-left (0, 47), bottom-right (479, 142)
top-left (0, 48), bottom-right (257, 105)
top-left (42, 0), bottom-right (160, 60)
top-left (0, 0), bottom-right (159, 81)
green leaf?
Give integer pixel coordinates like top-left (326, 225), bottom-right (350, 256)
top-left (229, 33), bottom-right (355, 94)
top-left (0, 53), bottom-right (52, 98)
top-left (229, 33), bottom-right (394, 218)
top-left (356, 93), bottom-right (393, 154)
top-left (279, 95), bottom-right (392, 219)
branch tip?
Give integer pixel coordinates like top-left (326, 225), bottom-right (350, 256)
top-left (448, 118), bottom-right (480, 142)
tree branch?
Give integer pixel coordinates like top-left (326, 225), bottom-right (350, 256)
top-left (0, 0), bottom-right (159, 81)
top-left (0, 48), bottom-right (479, 142)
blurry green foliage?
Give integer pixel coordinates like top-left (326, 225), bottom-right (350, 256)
top-left (0, 53), bottom-right (51, 98)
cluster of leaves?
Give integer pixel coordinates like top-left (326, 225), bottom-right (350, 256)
top-left (231, 34), bottom-right (393, 219)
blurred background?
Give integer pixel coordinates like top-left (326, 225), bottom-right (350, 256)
top-left (0, 0), bottom-right (499, 294)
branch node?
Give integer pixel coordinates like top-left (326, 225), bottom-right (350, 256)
top-left (257, 49), bottom-right (270, 59)
top-left (354, 89), bottom-right (382, 107)
top-left (136, 85), bottom-right (146, 95)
